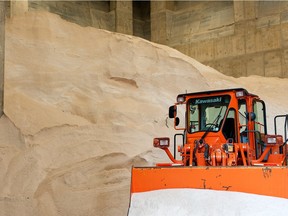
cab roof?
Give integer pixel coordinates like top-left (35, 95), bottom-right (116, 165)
top-left (177, 88), bottom-right (258, 99)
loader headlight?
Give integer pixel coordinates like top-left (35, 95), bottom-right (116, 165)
top-left (265, 135), bottom-right (283, 145)
top-left (236, 91), bottom-right (244, 98)
top-left (177, 95), bottom-right (185, 103)
top-left (267, 137), bottom-right (277, 144)
top-left (153, 137), bottom-right (170, 148)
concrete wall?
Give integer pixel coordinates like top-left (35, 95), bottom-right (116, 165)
top-left (151, 1), bottom-right (288, 78)
top-left (133, 1), bottom-right (150, 40)
top-left (0, 1), bottom-right (4, 116)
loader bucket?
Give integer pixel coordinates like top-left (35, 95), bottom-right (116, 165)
top-left (130, 166), bottom-right (288, 199)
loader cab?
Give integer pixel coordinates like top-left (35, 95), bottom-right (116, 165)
top-left (173, 89), bottom-right (268, 154)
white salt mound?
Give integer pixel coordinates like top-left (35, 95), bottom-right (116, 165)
top-left (129, 189), bottom-right (288, 216)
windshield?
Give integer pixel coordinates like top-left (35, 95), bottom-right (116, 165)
top-left (188, 95), bottom-right (231, 133)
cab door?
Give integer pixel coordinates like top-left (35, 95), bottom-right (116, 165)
top-left (253, 99), bottom-right (267, 158)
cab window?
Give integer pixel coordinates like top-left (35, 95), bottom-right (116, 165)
top-left (253, 100), bottom-right (267, 134)
top-left (188, 95), bottom-right (231, 133)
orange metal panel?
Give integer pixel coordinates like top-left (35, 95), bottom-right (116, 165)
top-left (131, 166), bottom-right (288, 198)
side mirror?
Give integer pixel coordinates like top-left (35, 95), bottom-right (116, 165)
top-left (169, 105), bottom-right (176, 118)
top-left (246, 112), bottom-right (256, 121)
top-left (175, 117), bottom-right (180, 126)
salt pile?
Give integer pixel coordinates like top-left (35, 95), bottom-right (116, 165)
top-left (129, 189), bottom-right (288, 216)
top-left (0, 11), bottom-right (288, 216)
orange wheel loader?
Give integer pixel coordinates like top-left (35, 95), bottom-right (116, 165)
top-left (130, 88), bottom-right (288, 202)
